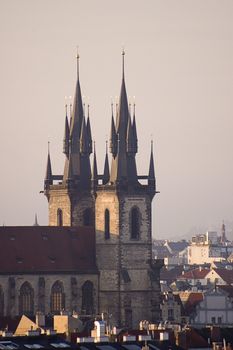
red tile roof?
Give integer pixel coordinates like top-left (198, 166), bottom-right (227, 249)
top-left (178, 268), bottom-right (210, 280)
top-left (0, 226), bottom-right (97, 274)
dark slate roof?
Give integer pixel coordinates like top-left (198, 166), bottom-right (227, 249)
top-left (213, 268), bottom-right (233, 285)
top-left (0, 226), bottom-right (97, 274)
top-left (165, 241), bottom-right (189, 253)
top-left (218, 285), bottom-right (233, 298)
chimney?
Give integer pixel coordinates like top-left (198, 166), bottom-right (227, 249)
top-left (36, 312), bottom-right (45, 327)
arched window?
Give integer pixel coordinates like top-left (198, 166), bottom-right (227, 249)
top-left (0, 285), bottom-right (4, 316)
top-left (104, 209), bottom-right (110, 239)
top-left (83, 208), bottom-right (92, 226)
top-left (57, 209), bottom-right (63, 227)
top-left (81, 281), bottom-right (94, 315)
top-left (50, 281), bottom-right (65, 314)
top-left (19, 282), bottom-right (34, 316)
top-left (130, 207), bottom-right (140, 240)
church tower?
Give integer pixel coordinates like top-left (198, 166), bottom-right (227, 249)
top-left (44, 54), bottom-right (95, 227)
top-left (95, 52), bottom-right (163, 328)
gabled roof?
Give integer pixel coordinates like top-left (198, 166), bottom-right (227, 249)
top-left (183, 292), bottom-right (204, 315)
top-left (165, 241), bottom-right (189, 253)
top-left (213, 268), bottom-right (233, 284)
top-left (178, 268), bottom-right (210, 280)
top-left (0, 226), bottom-right (97, 274)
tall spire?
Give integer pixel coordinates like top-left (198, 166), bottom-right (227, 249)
top-left (63, 53), bottom-right (92, 188)
top-left (132, 104), bottom-right (138, 153)
top-left (110, 104), bottom-right (117, 158)
top-left (92, 142), bottom-right (98, 187)
top-left (33, 213), bottom-right (39, 226)
top-left (109, 52), bottom-right (138, 186)
top-left (103, 140), bottom-right (110, 185)
top-left (44, 142), bottom-right (52, 187)
top-left (148, 140), bottom-right (156, 193)
top-left (70, 51), bottom-right (84, 145)
top-left (86, 104), bottom-right (93, 154)
top-left (63, 104), bottom-right (70, 157)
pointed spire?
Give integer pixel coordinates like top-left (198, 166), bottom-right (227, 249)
top-left (149, 140), bottom-right (155, 180)
top-left (92, 142), bottom-right (98, 186)
top-left (80, 117), bottom-right (89, 154)
top-left (132, 103), bottom-right (138, 153)
top-left (110, 105), bottom-right (117, 158)
top-left (33, 213), bottom-right (39, 226)
top-left (103, 140), bottom-right (110, 185)
top-left (86, 105), bottom-right (93, 154)
top-left (221, 220), bottom-right (226, 243)
top-left (63, 105), bottom-right (70, 157)
top-left (70, 52), bottom-right (84, 145)
top-left (116, 50), bottom-right (129, 133)
top-left (45, 142), bottom-right (52, 186)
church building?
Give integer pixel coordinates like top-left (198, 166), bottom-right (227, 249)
top-left (0, 53), bottom-right (163, 328)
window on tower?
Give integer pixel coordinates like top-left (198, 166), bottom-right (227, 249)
top-left (104, 209), bottom-right (110, 239)
top-left (130, 207), bottom-right (140, 240)
top-left (57, 209), bottom-right (63, 226)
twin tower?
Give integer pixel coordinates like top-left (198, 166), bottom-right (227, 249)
top-left (44, 53), bottom-right (162, 327)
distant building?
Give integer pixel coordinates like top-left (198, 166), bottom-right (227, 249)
top-left (190, 287), bottom-right (233, 326)
top-left (188, 230), bottom-right (233, 265)
top-left (160, 292), bottom-right (185, 323)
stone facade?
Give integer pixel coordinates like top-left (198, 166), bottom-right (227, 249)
top-left (0, 273), bottom-right (98, 318)
top-left (95, 190), bottom-right (161, 327)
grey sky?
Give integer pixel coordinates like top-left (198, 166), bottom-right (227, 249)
top-left (0, 0), bottom-right (233, 239)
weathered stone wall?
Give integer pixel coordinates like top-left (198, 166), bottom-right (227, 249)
top-left (71, 193), bottom-right (95, 226)
top-left (95, 190), bottom-right (161, 328)
top-left (0, 274), bottom-right (98, 317)
top-left (48, 188), bottom-right (71, 226)
top-left (48, 187), bottom-right (95, 228)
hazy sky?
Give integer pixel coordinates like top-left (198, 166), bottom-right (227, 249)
top-left (1, 0), bottom-right (233, 240)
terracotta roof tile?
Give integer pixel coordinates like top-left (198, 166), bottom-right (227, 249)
top-left (0, 226), bottom-right (97, 274)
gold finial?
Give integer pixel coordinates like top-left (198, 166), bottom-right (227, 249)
top-left (105, 138), bottom-right (108, 154)
top-left (150, 136), bottom-right (154, 152)
top-left (76, 46), bottom-right (80, 78)
top-left (122, 47), bottom-right (125, 79)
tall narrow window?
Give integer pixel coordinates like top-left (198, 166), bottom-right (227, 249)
top-left (0, 285), bottom-right (4, 316)
top-left (19, 282), bottom-right (34, 316)
top-left (51, 281), bottom-right (65, 314)
top-left (104, 209), bottom-right (110, 239)
top-left (130, 207), bottom-right (140, 239)
top-left (81, 281), bottom-right (94, 315)
top-left (57, 209), bottom-right (63, 226)
top-left (83, 208), bottom-right (92, 226)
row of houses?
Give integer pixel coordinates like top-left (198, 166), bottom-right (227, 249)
top-left (153, 226), bottom-right (233, 268)
top-left (160, 286), bottom-right (233, 327)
